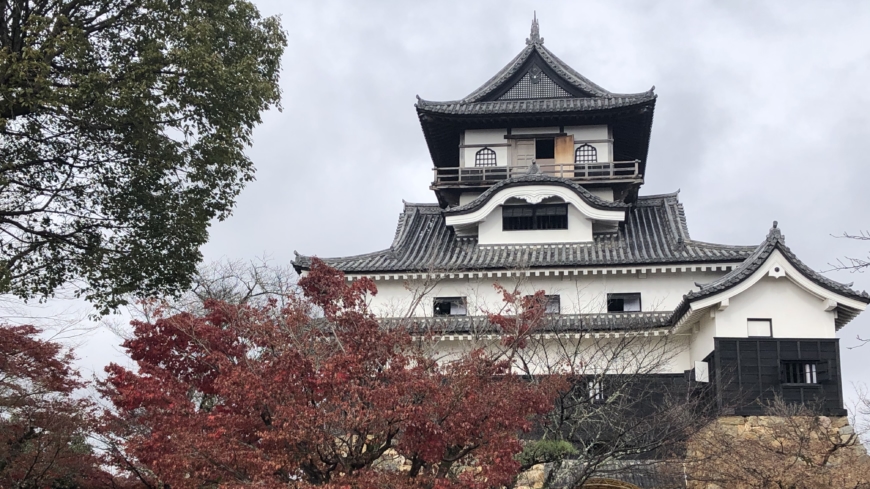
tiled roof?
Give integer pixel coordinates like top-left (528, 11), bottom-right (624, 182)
top-left (380, 312), bottom-right (673, 335)
top-left (292, 192), bottom-right (755, 274)
top-left (671, 222), bottom-right (870, 329)
top-left (444, 174), bottom-right (629, 215)
top-left (415, 32), bottom-right (655, 116)
top-left (416, 94), bottom-right (656, 116)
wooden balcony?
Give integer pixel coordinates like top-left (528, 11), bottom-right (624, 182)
top-left (431, 161), bottom-right (642, 188)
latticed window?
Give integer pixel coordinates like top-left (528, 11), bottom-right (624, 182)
top-left (575, 144), bottom-right (597, 164)
top-left (503, 204), bottom-right (568, 230)
top-left (497, 68), bottom-right (571, 100)
top-left (475, 147), bottom-right (497, 167)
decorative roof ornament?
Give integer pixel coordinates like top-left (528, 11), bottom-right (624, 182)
top-left (526, 12), bottom-right (544, 45)
top-left (769, 220), bottom-right (783, 240)
top-left (528, 162), bottom-right (540, 174)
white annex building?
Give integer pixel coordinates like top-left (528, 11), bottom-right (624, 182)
top-left (294, 18), bottom-right (868, 420)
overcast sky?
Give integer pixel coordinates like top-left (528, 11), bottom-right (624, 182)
top-left (61, 1), bottom-right (870, 405)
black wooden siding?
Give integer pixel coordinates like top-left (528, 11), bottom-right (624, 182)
top-left (711, 337), bottom-right (844, 416)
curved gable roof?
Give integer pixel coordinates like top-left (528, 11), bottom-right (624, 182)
top-left (671, 222), bottom-right (870, 329)
top-left (420, 31), bottom-right (654, 108)
top-left (292, 192), bottom-right (755, 275)
top-left (443, 173), bottom-right (628, 217)
top-left (413, 20), bottom-right (657, 184)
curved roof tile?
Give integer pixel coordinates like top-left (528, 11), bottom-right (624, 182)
top-left (293, 193), bottom-right (755, 274)
top-left (670, 222), bottom-right (870, 329)
top-left (444, 174), bottom-right (628, 216)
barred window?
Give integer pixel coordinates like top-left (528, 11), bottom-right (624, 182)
top-left (475, 147), bottom-right (497, 167)
top-left (575, 144), bottom-right (598, 164)
top-left (783, 361), bottom-right (818, 384)
top-left (588, 379), bottom-right (605, 402)
top-left (503, 204), bottom-right (568, 231)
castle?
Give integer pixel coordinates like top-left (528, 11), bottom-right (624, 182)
top-left (293, 17), bottom-right (868, 479)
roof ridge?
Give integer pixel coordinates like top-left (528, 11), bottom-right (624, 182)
top-left (461, 45), bottom-right (535, 103)
top-left (294, 201), bottom-right (756, 274)
top-left (671, 221), bottom-right (869, 330)
top-left (416, 33), bottom-right (654, 106)
top-left (402, 200), bottom-right (440, 207)
top-left (636, 190), bottom-right (680, 201)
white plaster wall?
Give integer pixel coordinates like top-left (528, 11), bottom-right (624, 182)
top-left (368, 270), bottom-right (725, 319)
top-left (689, 314), bottom-right (716, 364)
top-left (462, 129), bottom-right (508, 168)
top-left (565, 125), bottom-right (608, 140)
top-left (566, 125), bottom-right (612, 162)
top-left (587, 188), bottom-right (614, 201)
top-left (512, 127), bottom-right (560, 135)
top-left (715, 276), bottom-right (837, 339)
top-left (477, 204), bottom-right (592, 245)
top-left (465, 129), bottom-right (507, 145)
top-left (458, 192), bottom-right (482, 206)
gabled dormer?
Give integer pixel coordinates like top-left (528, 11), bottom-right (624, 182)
top-left (443, 172), bottom-right (626, 245)
top-left (416, 16), bottom-right (656, 208)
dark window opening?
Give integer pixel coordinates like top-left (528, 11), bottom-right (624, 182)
top-left (503, 204), bottom-right (568, 231)
top-left (525, 294), bottom-right (561, 314)
top-left (535, 138), bottom-right (555, 159)
top-left (606, 293), bottom-right (641, 312)
top-left (574, 144), bottom-right (598, 164)
top-left (433, 297), bottom-right (467, 317)
top-left (783, 361), bottom-right (818, 384)
top-left (474, 147), bottom-right (497, 167)
top-left (545, 295), bottom-right (561, 314)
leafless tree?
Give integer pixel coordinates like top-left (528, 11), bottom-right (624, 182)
top-left (828, 230), bottom-right (870, 274)
top-left (683, 397), bottom-right (870, 489)
top-left (385, 271), bottom-right (719, 487)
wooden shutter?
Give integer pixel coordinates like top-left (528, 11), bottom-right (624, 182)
top-left (816, 360), bottom-right (831, 384)
top-left (514, 140), bottom-right (535, 167)
top-left (554, 135), bottom-right (574, 177)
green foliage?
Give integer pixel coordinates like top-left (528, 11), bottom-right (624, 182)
top-left (518, 439), bottom-right (579, 468)
top-left (0, 0), bottom-right (286, 312)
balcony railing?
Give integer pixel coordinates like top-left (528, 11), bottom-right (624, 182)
top-left (432, 161), bottom-right (641, 186)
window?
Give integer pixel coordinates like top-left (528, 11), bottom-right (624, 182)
top-left (783, 361), bottom-right (818, 384)
top-left (574, 144), bottom-right (597, 164)
top-left (474, 147), bottom-right (497, 167)
top-left (747, 319), bottom-right (772, 337)
top-left (606, 293), bottom-right (641, 312)
top-left (502, 204), bottom-right (568, 231)
top-left (526, 294), bottom-right (561, 314)
top-left (433, 297), bottom-right (467, 317)
top-left (588, 379), bottom-right (604, 402)
top-left (545, 295), bottom-right (561, 314)
top-left (535, 138), bottom-right (555, 159)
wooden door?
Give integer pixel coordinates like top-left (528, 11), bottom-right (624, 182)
top-left (554, 135), bottom-right (575, 178)
top-left (514, 139), bottom-right (535, 169)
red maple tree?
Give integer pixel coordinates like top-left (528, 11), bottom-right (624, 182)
top-left (102, 259), bottom-right (562, 488)
top-left (0, 324), bottom-right (108, 488)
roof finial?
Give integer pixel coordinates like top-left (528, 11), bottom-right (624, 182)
top-left (526, 12), bottom-right (544, 45)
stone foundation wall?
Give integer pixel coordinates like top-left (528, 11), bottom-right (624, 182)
top-left (685, 415), bottom-right (868, 489)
